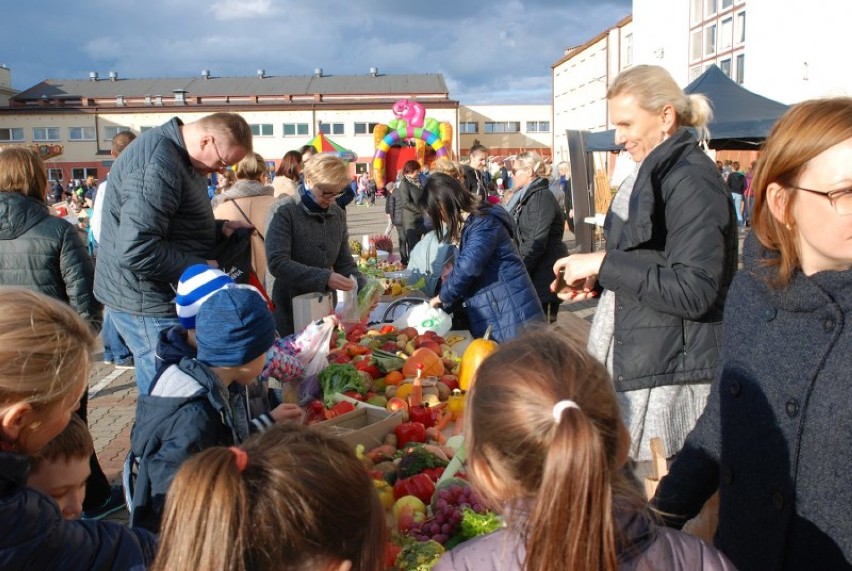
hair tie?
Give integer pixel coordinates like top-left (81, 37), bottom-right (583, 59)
top-left (229, 446), bottom-right (249, 472)
top-left (552, 399), bottom-right (580, 422)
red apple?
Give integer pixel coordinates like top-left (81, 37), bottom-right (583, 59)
top-left (440, 374), bottom-right (460, 391)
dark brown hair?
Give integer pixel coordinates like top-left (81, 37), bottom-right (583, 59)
top-left (274, 150), bottom-right (302, 181)
top-left (29, 414), bottom-right (93, 470)
top-left (420, 173), bottom-right (487, 243)
top-left (465, 327), bottom-right (640, 571)
top-left (751, 97), bottom-right (852, 287)
top-left (111, 130), bottom-right (136, 156)
top-left (402, 159), bottom-right (421, 175)
top-left (152, 424), bottom-right (386, 571)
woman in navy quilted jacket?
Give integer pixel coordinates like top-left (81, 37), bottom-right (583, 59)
top-left (421, 173), bottom-right (544, 342)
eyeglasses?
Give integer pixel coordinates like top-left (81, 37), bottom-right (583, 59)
top-left (792, 184), bottom-right (852, 216)
top-left (210, 139), bottom-right (229, 172)
top-left (318, 186), bottom-right (345, 199)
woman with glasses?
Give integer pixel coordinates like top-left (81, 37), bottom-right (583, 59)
top-left (655, 97), bottom-right (852, 571)
top-left (551, 65), bottom-right (738, 464)
top-left (506, 152), bottom-right (568, 322)
top-left (265, 154), bottom-right (364, 335)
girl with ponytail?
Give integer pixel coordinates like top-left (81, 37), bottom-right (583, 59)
top-left (433, 328), bottom-right (733, 571)
top-left (152, 423), bottom-right (386, 571)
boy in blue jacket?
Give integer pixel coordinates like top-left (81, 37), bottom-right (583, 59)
top-left (130, 283), bottom-right (287, 531)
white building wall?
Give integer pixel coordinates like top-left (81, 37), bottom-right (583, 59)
top-left (633, 0), bottom-right (690, 85)
top-left (459, 104), bottom-right (552, 155)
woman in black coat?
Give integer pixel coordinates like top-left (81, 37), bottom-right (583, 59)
top-left (655, 97), bottom-right (852, 571)
top-left (505, 151), bottom-right (568, 321)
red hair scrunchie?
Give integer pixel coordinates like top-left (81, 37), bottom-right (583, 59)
top-left (229, 446), bottom-right (249, 472)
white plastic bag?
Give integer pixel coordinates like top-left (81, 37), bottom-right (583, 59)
top-left (295, 319), bottom-right (337, 378)
top-left (391, 302), bottom-right (453, 336)
top-left (337, 274), bottom-right (360, 326)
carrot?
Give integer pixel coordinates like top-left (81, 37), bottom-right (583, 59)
top-left (434, 408), bottom-right (452, 432)
top-left (453, 412), bottom-right (464, 436)
top-left (425, 426), bottom-right (447, 445)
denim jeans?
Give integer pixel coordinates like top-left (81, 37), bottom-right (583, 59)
top-left (101, 308), bottom-right (132, 364)
top-left (107, 309), bottom-right (181, 395)
top-left (731, 192), bottom-right (744, 227)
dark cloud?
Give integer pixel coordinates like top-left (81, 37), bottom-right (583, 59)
top-left (3, 0), bottom-right (630, 103)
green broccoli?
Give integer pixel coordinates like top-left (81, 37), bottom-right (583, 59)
top-left (397, 444), bottom-right (449, 479)
top-left (395, 539), bottom-right (445, 571)
top-left (459, 507), bottom-right (502, 539)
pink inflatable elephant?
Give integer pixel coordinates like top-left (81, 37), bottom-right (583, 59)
top-left (392, 98), bottom-right (426, 128)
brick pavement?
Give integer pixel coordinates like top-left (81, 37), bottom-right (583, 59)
top-left (86, 196), bottom-right (592, 523)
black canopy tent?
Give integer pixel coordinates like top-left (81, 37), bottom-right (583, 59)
top-left (584, 65), bottom-right (790, 152)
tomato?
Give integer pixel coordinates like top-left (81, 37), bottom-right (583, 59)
top-left (304, 400), bottom-right (327, 424)
top-left (380, 324), bottom-right (397, 335)
top-left (394, 421), bottom-right (427, 447)
top-left (345, 342), bottom-right (371, 357)
top-left (421, 467), bottom-right (445, 482)
top-left (355, 360), bottom-right (382, 379)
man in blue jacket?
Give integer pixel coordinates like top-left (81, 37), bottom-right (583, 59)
top-left (94, 113), bottom-right (253, 394)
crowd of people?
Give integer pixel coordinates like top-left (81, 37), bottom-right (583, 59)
top-left (0, 62), bottom-right (850, 570)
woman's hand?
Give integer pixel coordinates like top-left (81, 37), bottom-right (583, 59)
top-left (551, 252), bottom-right (605, 302)
top-left (269, 403), bottom-right (306, 424)
top-left (328, 272), bottom-right (355, 291)
top-left (429, 295), bottom-right (442, 308)
top-left (222, 220), bottom-right (254, 238)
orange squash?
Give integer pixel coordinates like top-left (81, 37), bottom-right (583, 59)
top-left (402, 348), bottom-right (445, 378)
top-left (458, 326), bottom-right (498, 391)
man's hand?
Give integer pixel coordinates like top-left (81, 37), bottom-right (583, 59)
top-left (328, 272), bottom-right (355, 291)
top-left (222, 220), bottom-right (254, 238)
top-left (269, 403), bottom-right (305, 424)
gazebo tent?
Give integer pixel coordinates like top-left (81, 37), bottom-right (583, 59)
top-left (305, 132), bottom-right (356, 161)
top-left (584, 65), bottom-right (790, 151)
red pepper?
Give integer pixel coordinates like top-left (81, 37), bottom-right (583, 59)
top-left (421, 467), bottom-right (445, 482)
top-left (345, 342), bottom-right (371, 357)
top-left (407, 405), bottom-right (435, 428)
top-left (355, 360), bottom-right (382, 379)
top-left (342, 390), bottom-right (364, 401)
top-left (394, 421), bottom-right (427, 447)
top-left (380, 324), bottom-right (396, 335)
top-left (384, 543), bottom-right (402, 569)
top-left (393, 473), bottom-right (436, 503)
top-left (305, 400), bottom-right (327, 424)
top-left (324, 401), bottom-right (356, 420)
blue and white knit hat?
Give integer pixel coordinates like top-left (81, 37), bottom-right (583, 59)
top-left (175, 264), bottom-right (235, 329)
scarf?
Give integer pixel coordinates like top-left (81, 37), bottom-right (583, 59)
top-left (299, 183), bottom-right (327, 213)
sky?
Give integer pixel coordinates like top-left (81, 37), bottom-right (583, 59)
top-left (2, 0), bottom-right (631, 104)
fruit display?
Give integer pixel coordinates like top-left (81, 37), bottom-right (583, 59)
top-left (371, 234), bottom-right (394, 255)
top-left (457, 326), bottom-right (498, 392)
top-left (349, 238), bottom-right (362, 256)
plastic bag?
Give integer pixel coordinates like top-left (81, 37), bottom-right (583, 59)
top-left (295, 319), bottom-right (337, 378)
top-left (357, 277), bottom-right (384, 322)
top-left (338, 274), bottom-right (360, 326)
top-left (391, 302), bottom-right (453, 336)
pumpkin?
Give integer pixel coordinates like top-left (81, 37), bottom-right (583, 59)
top-left (458, 326), bottom-right (498, 391)
top-left (402, 348), bottom-right (445, 377)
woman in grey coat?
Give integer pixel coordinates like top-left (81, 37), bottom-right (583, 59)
top-left (265, 154), bottom-right (364, 335)
top-left (655, 97), bottom-right (852, 571)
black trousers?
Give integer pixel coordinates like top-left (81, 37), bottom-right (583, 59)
top-left (76, 390), bottom-right (112, 510)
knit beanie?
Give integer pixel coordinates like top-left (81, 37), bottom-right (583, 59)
top-left (195, 285), bottom-right (276, 368)
top-left (175, 264), bottom-right (235, 329)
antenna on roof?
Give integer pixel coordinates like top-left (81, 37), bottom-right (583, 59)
top-left (89, 71), bottom-right (98, 81)
top-left (314, 68), bottom-right (323, 78)
top-left (108, 71), bottom-right (118, 81)
top-left (201, 69), bottom-right (210, 79)
top-left (257, 69), bottom-right (266, 79)
top-left (369, 67), bottom-right (378, 77)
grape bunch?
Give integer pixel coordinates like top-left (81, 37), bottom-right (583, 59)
top-left (410, 484), bottom-right (485, 545)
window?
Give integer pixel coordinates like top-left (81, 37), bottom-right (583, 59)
top-left (354, 122), bottom-right (380, 135)
top-left (720, 58), bottom-right (732, 77)
top-left (0, 127), bottom-right (24, 142)
top-left (736, 54), bottom-right (745, 84)
top-left (705, 0), bottom-right (717, 17)
top-left (722, 0), bottom-right (733, 8)
top-left (690, 0), bottom-right (703, 25)
top-left (689, 65), bottom-right (703, 82)
top-left (690, 30), bottom-right (703, 61)
top-left (319, 123), bottom-right (344, 135)
top-left (250, 124), bottom-right (274, 137)
top-left (735, 11), bottom-right (746, 43)
top-left (705, 24), bottom-right (717, 56)
top-left (47, 168), bottom-right (63, 182)
top-left (71, 167), bottom-right (98, 180)
top-left (140, 126), bottom-right (154, 132)
top-left (33, 127), bottom-right (60, 141)
top-left (526, 121), bottom-right (551, 133)
top-left (459, 122), bottom-right (478, 134)
top-left (68, 127), bottom-right (96, 141)
top-left (721, 17), bottom-right (733, 49)
top-left (624, 33), bottom-right (633, 66)
top-left (484, 121), bottom-right (520, 134)
top-left (282, 123), bottom-right (309, 136)
top-left (104, 126), bottom-right (130, 141)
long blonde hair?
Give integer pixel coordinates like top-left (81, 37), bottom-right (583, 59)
top-left (0, 288), bottom-right (94, 414)
top-left (0, 147), bottom-right (48, 203)
top-left (608, 64), bottom-right (713, 142)
top-left (465, 327), bottom-right (639, 571)
top-left (152, 424), bottom-right (387, 571)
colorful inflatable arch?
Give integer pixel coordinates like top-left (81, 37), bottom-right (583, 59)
top-left (372, 99), bottom-right (453, 189)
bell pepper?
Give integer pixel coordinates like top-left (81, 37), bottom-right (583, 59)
top-left (393, 473), bottom-right (436, 504)
top-left (305, 400), bottom-right (326, 424)
top-left (380, 324), bottom-right (397, 335)
top-left (421, 467), bottom-right (445, 482)
top-left (373, 479), bottom-right (395, 511)
top-left (324, 400), bottom-right (356, 420)
top-left (355, 360), bottom-right (383, 379)
top-left (394, 421), bottom-right (427, 448)
top-left (408, 404), bottom-right (435, 428)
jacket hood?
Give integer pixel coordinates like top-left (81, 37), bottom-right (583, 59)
top-left (482, 203), bottom-right (517, 240)
top-left (210, 179), bottom-right (274, 209)
top-left (0, 193), bottom-right (49, 241)
top-left (155, 326), bottom-right (197, 368)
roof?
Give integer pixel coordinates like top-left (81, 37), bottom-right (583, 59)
top-left (584, 65), bottom-right (790, 151)
top-left (12, 73), bottom-right (449, 101)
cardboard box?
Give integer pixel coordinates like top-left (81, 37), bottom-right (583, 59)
top-left (313, 407), bottom-right (403, 450)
